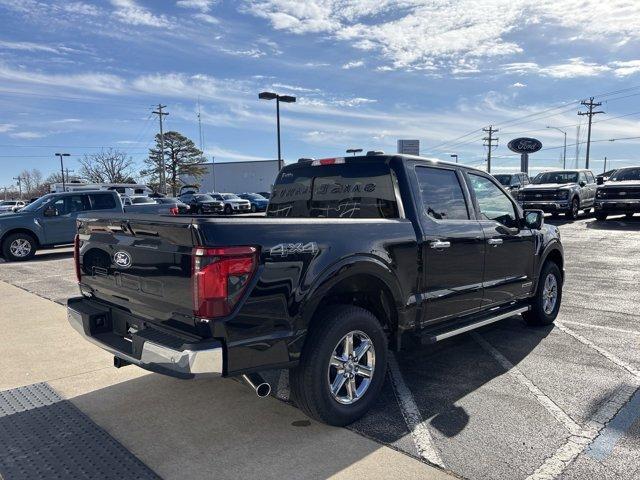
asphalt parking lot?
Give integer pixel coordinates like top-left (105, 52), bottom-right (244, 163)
top-left (1, 213), bottom-right (639, 480)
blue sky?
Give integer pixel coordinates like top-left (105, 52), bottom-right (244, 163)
top-left (0, 0), bottom-right (639, 188)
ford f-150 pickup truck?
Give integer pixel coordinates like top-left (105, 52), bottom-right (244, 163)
top-left (594, 166), bottom-right (640, 220)
top-left (0, 191), bottom-right (178, 261)
top-left (68, 153), bottom-right (564, 425)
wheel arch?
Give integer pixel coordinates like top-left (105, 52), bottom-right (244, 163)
top-left (535, 243), bottom-right (564, 290)
top-left (1, 228), bottom-right (41, 248)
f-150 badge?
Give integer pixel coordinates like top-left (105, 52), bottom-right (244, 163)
top-left (269, 242), bottom-right (319, 257)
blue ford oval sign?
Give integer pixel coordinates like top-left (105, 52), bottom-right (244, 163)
top-left (113, 251), bottom-right (132, 269)
top-left (507, 137), bottom-right (542, 154)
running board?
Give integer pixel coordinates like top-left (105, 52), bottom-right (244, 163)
top-left (420, 306), bottom-right (530, 344)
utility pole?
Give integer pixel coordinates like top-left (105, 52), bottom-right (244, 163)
top-left (578, 97), bottom-right (604, 169)
top-left (12, 176), bottom-right (22, 199)
top-left (575, 124), bottom-right (581, 168)
top-left (603, 156), bottom-right (607, 173)
top-left (152, 104), bottom-right (169, 194)
top-left (55, 153), bottom-right (70, 191)
top-left (197, 97), bottom-right (205, 153)
top-left (65, 168), bottom-right (75, 184)
top-left (483, 126), bottom-right (498, 173)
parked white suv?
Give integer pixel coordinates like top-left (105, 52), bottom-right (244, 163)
top-left (0, 200), bottom-right (26, 213)
top-left (216, 193), bottom-right (251, 214)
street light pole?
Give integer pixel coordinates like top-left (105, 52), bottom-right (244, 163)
top-left (259, 92), bottom-right (296, 165)
top-left (546, 126), bottom-right (567, 169)
top-left (346, 148), bottom-right (363, 156)
top-left (55, 153), bottom-right (70, 191)
top-left (450, 154), bottom-right (458, 163)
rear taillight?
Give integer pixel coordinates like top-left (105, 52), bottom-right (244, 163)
top-left (73, 234), bottom-right (81, 283)
top-left (169, 206), bottom-right (179, 215)
top-left (192, 246), bottom-right (259, 318)
top-left (312, 157), bottom-right (345, 166)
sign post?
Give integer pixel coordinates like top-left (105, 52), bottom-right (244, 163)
top-left (507, 137), bottom-right (542, 175)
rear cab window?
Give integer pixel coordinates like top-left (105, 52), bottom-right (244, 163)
top-left (415, 166), bottom-right (469, 220)
top-left (267, 159), bottom-right (399, 218)
top-left (89, 193), bottom-right (117, 210)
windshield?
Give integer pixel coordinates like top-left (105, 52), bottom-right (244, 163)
top-left (19, 194), bottom-right (54, 212)
top-left (493, 175), bottom-right (512, 186)
top-left (533, 171), bottom-right (578, 184)
top-left (223, 194), bottom-right (240, 200)
top-left (610, 167), bottom-right (640, 182)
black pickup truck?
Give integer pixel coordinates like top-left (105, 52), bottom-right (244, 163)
top-left (594, 166), bottom-right (640, 220)
top-left (68, 154), bottom-right (564, 425)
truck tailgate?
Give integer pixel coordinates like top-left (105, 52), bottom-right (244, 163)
top-left (77, 214), bottom-right (199, 333)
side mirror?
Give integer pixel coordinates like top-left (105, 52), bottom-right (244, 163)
top-left (523, 210), bottom-right (544, 230)
top-left (579, 181), bottom-right (587, 187)
top-left (43, 206), bottom-right (58, 217)
top-left (596, 176), bottom-right (604, 185)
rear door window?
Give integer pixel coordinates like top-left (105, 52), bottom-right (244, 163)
top-left (268, 160), bottom-right (399, 218)
top-left (89, 194), bottom-right (117, 210)
top-left (415, 166), bottom-right (469, 220)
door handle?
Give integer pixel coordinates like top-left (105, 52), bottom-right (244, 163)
top-left (487, 238), bottom-right (503, 246)
top-left (430, 240), bottom-right (451, 249)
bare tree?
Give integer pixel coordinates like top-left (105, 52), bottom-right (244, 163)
top-left (18, 169), bottom-right (46, 198)
top-left (78, 149), bottom-right (136, 184)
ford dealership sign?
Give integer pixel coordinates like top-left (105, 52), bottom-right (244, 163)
top-left (507, 137), bottom-right (542, 154)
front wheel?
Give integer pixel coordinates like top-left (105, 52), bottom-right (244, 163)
top-left (595, 212), bottom-right (608, 221)
top-left (2, 232), bottom-right (37, 261)
top-left (626, 213), bottom-right (634, 219)
top-left (290, 305), bottom-right (388, 426)
top-left (566, 198), bottom-right (580, 219)
top-left (224, 204), bottom-right (232, 215)
top-left (251, 204), bottom-right (257, 213)
top-left (524, 262), bottom-right (562, 326)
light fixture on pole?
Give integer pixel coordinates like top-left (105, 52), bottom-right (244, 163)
top-left (55, 153), bottom-right (70, 191)
top-left (346, 148), bottom-right (363, 156)
top-left (546, 126), bottom-right (567, 169)
top-left (259, 91), bottom-right (296, 166)
top-left (450, 154), bottom-right (458, 163)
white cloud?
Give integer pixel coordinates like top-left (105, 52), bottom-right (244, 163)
top-left (10, 131), bottom-right (46, 139)
top-left (63, 2), bottom-right (101, 16)
top-left (111, 0), bottom-right (170, 28)
top-left (334, 97), bottom-right (376, 107)
top-left (242, 1), bottom-right (640, 72)
top-left (0, 123), bottom-right (16, 133)
top-left (177, 0), bottom-right (216, 12)
top-left (503, 58), bottom-right (611, 78)
top-left (511, 82), bottom-right (526, 88)
top-left (342, 60), bottom-right (364, 69)
top-left (194, 13), bottom-right (219, 24)
top-left (0, 40), bottom-right (60, 54)
top-left (610, 60), bottom-right (640, 77)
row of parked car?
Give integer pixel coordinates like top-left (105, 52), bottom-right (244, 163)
top-left (495, 166), bottom-right (640, 221)
top-left (174, 191), bottom-right (270, 215)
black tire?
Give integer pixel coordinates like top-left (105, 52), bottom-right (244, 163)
top-left (566, 197), bottom-right (580, 219)
top-left (290, 305), bottom-right (388, 426)
top-left (595, 212), bottom-right (608, 221)
top-left (625, 213), bottom-right (634, 219)
top-left (524, 262), bottom-right (562, 326)
top-left (2, 232), bottom-right (37, 261)
top-left (224, 204), bottom-right (232, 215)
top-left (583, 208), bottom-right (591, 215)
top-left (251, 204), bottom-right (257, 213)
top-left (196, 206), bottom-right (203, 214)
top-left (551, 212), bottom-right (560, 218)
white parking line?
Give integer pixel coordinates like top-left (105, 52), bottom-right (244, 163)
top-left (525, 323), bottom-right (640, 480)
top-left (556, 323), bottom-right (640, 378)
top-left (387, 352), bottom-right (445, 468)
top-left (561, 320), bottom-right (640, 336)
top-left (471, 333), bottom-right (582, 436)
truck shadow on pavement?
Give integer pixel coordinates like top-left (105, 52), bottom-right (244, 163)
top-left (585, 217), bottom-right (640, 231)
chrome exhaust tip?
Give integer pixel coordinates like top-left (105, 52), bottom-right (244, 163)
top-left (241, 373), bottom-right (271, 398)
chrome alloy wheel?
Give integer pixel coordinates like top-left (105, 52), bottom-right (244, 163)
top-left (542, 273), bottom-right (558, 315)
top-left (10, 238), bottom-right (32, 258)
top-left (328, 330), bottom-right (375, 405)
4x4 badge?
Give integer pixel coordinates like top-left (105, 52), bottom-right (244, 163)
top-left (269, 242), bottom-right (319, 258)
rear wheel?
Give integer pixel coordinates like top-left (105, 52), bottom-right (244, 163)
top-left (251, 204), bottom-right (257, 213)
top-left (551, 212), bottom-right (560, 218)
top-left (224, 204), bottom-right (232, 215)
top-left (626, 213), bottom-right (634, 218)
top-left (290, 305), bottom-right (388, 426)
top-left (595, 212), bottom-right (608, 221)
top-left (2, 232), bottom-right (37, 261)
top-left (524, 262), bottom-right (562, 326)
top-left (566, 197), bottom-right (580, 220)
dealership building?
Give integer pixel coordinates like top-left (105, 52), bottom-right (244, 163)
top-left (181, 159), bottom-right (283, 194)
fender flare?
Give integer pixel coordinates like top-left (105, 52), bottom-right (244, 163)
top-left (299, 254), bottom-right (405, 330)
top-left (534, 241), bottom-right (564, 290)
top-left (0, 227), bottom-right (42, 248)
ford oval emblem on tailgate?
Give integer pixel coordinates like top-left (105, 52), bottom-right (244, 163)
top-left (113, 251), bottom-right (132, 269)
